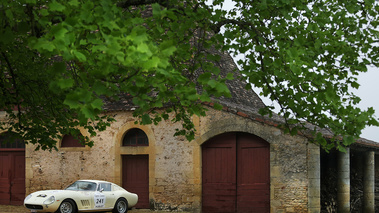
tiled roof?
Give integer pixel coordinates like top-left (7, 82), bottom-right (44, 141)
top-left (103, 50), bottom-right (266, 114)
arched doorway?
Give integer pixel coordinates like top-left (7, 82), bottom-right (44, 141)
top-left (0, 132), bottom-right (25, 205)
top-left (202, 132), bottom-right (270, 213)
top-left (121, 128), bottom-right (150, 209)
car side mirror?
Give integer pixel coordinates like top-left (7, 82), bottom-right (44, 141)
top-left (99, 188), bottom-right (104, 192)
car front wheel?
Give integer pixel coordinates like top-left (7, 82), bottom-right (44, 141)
top-left (112, 198), bottom-right (128, 213)
top-left (57, 199), bottom-right (77, 213)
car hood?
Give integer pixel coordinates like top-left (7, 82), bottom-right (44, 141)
top-left (30, 190), bottom-right (66, 197)
top-left (25, 190), bottom-right (67, 205)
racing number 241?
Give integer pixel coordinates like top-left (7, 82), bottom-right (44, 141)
top-left (96, 198), bottom-right (105, 204)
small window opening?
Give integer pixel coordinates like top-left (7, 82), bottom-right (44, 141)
top-left (122, 128), bottom-right (148, 146)
top-left (61, 134), bottom-right (85, 148)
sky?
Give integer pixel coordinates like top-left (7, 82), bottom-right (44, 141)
top-left (218, 0), bottom-right (379, 142)
top-left (353, 68), bottom-right (379, 142)
top-left (255, 69), bottom-right (379, 142)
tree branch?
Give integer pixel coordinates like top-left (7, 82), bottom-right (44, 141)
top-left (211, 18), bottom-right (262, 36)
top-left (117, 0), bottom-right (169, 8)
top-left (1, 51), bottom-right (23, 123)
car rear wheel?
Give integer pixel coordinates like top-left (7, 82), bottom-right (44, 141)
top-left (57, 199), bottom-right (77, 213)
top-left (112, 198), bottom-right (128, 213)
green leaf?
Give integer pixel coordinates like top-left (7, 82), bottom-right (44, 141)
top-left (73, 50), bottom-right (87, 62)
top-left (91, 99), bottom-right (103, 110)
top-left (226, 73), bottom-right (234, 80)
top-left (81, 106), bottom-right (96, 119)
top-left (160, 40), bottom-right (176, 56)
top-left (49, 1), bottom-right (66, 12)
top-left (35, 40), bottom-right (55, 52)
top-left (0, 28), bottom-right (14, 44)
top-left (68, 0), bottom-right (80, 6)
top-left (152, 3), bottom-right (162, 18)
top-left (141, 114), bottom-right (152, 124)
top-left (144, 56), bottom-right (160, 69)
top-left (350, 81), bottom-right (360, 89)
top-left (92, 82), bottom-right (109, 95)
top-left (64, 96), bottom-right (81, 109)
top-left (343, 135), bottom-right (355, 146)
top-left (50, 25), bottom-right (68, 40)
top-left (198, 73), bottom-right (212, 83)
top-left (116, 52), bottom-right (125, 62)
top-left (57, 79), bottom-right (74, 89)
top-left (214, 103), bottom-right (223, 110)
top-left (207, 79), bottom-right (217, 88)
top-left (216, 83), bottom-right (230, 95)
top-left (137, 43), bottom-right (151, 54)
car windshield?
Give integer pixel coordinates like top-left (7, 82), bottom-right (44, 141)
top-left (65, 181), bottom-right (97, 191)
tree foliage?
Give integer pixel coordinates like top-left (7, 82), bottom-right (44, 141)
top-left (1, 0), bottom-right (378, 151)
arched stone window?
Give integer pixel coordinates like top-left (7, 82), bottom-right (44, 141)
top-left (122, 128), bottom-right (148, 146)
top-left (61, 134), bottom-right (85, 148)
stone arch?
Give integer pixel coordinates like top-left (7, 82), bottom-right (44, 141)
top-left (194, 117), bottom-right (280, 146)
top-left (115, 123), bottom-right (155, 148)
top-left (122, 128), bottom-right (149, 146)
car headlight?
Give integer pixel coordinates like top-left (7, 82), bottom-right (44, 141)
top-left (43, 196), bottom-right (55, 205)
top-left (24, 194), bottom-right (32, 203)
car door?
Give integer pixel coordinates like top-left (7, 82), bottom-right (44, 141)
top-left (96, 183), bottom-right (115, 209)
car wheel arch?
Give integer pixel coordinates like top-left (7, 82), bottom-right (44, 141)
top-left (112, 197), bottom-right (128, 213)
top-left (56, 198), bottom-right (78, 213)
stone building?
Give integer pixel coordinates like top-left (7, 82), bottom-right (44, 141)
top-left (1, 51), bottom-right (379, 213)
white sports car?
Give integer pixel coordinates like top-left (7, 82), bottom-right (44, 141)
top-left (24, 180), bottom-right (138, 213)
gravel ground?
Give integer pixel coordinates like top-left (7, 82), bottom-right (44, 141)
top-left (0, 205), bottom-right (187, 213)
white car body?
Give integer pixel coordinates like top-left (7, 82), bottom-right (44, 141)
top-left (24, 180), bottom-right (138, 213)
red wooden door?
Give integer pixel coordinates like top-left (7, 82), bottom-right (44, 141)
top-left (202, 133), bottom-right (270, 213)
top-left (122, 155), bottom-right (149, 209)
top-left (0, 151), bottom-right (25, 205)
top-left (237, 133), bottom-right (270, 212)
top-left (202, 133), bottom-right (237, 213)
top-left (0, 152), bottom-right (11, 205)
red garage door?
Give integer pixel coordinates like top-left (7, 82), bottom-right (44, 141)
top-left (202, 132), bottom-right (269, 213)
top-left (122, 155), bottom-right (149, 209)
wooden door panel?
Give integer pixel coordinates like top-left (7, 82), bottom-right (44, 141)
top-left (202, 183), bottom-right (236, 212)
top-left (237, 134), bottom-right (270, 212)
top-left (0, 153), bottom-right (11, 205)
top-left (10, 152), bottom-right (25, 205)
top-left (122, 155), bottom-right (149, 209)
top-left (0, 151), bottom-right (25, 205)
top-left (202, 133), bottom-right (236, 213)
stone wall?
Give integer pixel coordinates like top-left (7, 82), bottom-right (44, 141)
top-left (24, 107), bottom-right (315, 212)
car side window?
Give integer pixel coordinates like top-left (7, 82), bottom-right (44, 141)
top-left (66, 181), bottom-right (96, 191)
top-left (98, 183), bottom-right (112, 192)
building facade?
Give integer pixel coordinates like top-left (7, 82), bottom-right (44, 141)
top-left (17, 106), bottom-right (317, 212)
